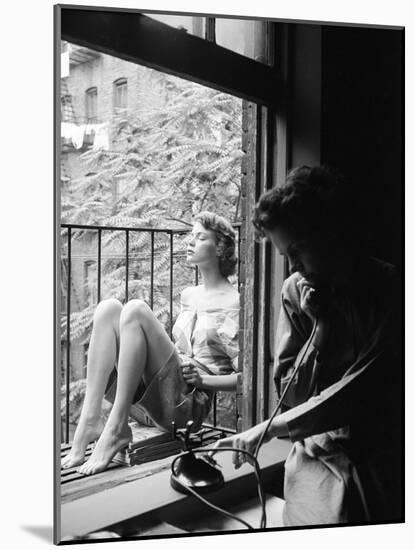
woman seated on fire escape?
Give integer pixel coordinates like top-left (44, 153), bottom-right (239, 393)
top-left (62, 211), bottom-right (240, 475)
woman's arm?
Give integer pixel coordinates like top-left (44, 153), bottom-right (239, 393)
top-left (182, 365), bottom-right (238, 391)
top-left (273, 275), bottom-right (320, 409)
top-left (210, 415), bottom-right (289, 469)
top-left (200, 372), bottom-right (238, 391)
top-left (218, 303), bottom-right (398, 465)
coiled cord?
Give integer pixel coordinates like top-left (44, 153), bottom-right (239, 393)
top-left (170, 446), bottom-right (265, 530)
top-left (253, 319), bottom-right (318, 527)
top-left (254, 319), bottom-right (318, 458)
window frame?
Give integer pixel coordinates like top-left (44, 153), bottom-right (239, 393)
top-left (58, 6), bottom-right (289, 432)
top-left (61, 7), bottom-right (281, 106)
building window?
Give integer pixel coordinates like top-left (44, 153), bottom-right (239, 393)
top-left (85, 86), bottom-right (98, 123)
top-left (113, 78), bottom-right (128, 111)
top-left (61, 94), bottom-right (73, 123)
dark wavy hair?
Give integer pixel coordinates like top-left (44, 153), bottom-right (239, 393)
top-left (193, 211), bottom-right (237, 278)
top-left (253, 165), bottom-right (364, 254)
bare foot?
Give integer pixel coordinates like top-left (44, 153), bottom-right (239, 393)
top-left (61, 417), bottom-right (104, 469)
top-left (77, 423), bottom-right (132, 476)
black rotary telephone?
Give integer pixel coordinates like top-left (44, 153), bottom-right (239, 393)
top-left (170, 420), bottom-right (224, 494)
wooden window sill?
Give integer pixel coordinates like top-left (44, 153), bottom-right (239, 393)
top-left (60, 437), bottom-right (292, 540)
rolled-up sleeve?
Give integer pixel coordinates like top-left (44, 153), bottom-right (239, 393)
top-left (279, 307), bottom-right (400, 442)
top-left (274, 275), bottom-right (317, 408)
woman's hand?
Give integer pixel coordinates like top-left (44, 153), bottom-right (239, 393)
top-left (181, 362), bottom-right (204, 389)
top-left (297, 277), bottom-right (330, 348)
top-left (208, 422), bottom-right (271, 469)
top-left (296, 277), bottom-right (320, 321)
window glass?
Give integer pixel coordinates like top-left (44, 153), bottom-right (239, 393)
top-left (216, 18), bottom-right (268, 63)
top-left (146, 14), bottom-right (269, 64)
top-left (147, 13), bottom-right (205, 38)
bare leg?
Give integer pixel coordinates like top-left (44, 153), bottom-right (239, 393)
top-left (78, 299), bottom-right (176, 475)
top-left (61, 299), bottom-right (122, 469)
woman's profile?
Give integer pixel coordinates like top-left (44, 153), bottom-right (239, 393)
top-left (61, 211), bottom-right (239, 476)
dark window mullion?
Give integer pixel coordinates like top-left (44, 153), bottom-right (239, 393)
top-left (254, 107), bottom-right (275, 423)
top-left (205, 17), bottom-right (216, 43)
top-left (150, 231), bottom-right (154, 309)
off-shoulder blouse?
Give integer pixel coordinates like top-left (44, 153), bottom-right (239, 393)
top-left (172, 287), bottom-right (239, 376)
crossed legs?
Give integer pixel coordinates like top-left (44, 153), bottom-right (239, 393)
top-left (61, 298), bottom-right (176, 475)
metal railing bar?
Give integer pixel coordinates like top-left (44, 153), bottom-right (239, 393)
top-left (213, 393), bottom-right (217, 426)
top-left (150, 231), bottom-right (154, 309)
top-left (61, 223), bottom-right (185, 233)
top-left (169, 231), bottom-right (173, 338)
top-left (125, 229), bottom-right (129, 301)
top-left (61, 222), bottom-right (242, 233)
top-left (69, 252), bottom-right (180, 260)
top-left (262, 241), bottom-right (272, 420)
top-left (66, 227), bottom-right (72, 444)
top-left (237, 226), bottom-right (241, 279)
top-left (97, 228), bottom-right (102, 303)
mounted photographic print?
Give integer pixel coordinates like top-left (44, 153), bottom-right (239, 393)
top-left (54, 3), bottom-right (404, 544)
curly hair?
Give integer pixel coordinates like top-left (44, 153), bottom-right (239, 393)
top-left (193, 211), bottom-right (237, 278)
top-left (253, 165), bottom-right (364, 253)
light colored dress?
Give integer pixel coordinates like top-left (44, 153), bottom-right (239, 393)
top-left (105, 286), bottom-right (239, 431)
top-left (273, 258), bottom-right (402, 526)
